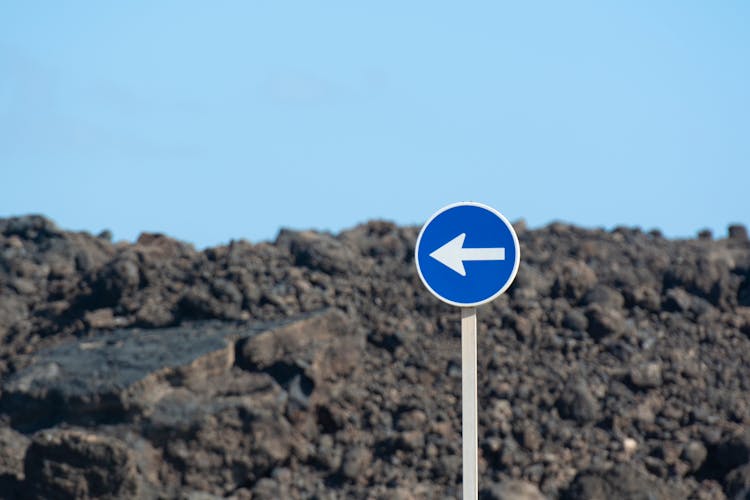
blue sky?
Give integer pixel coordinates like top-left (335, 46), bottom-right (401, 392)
top-left (1, 2), bottom-right (748, 248)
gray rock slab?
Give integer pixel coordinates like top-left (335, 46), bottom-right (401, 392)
top-left (0, 319), bottom-right (285, 430)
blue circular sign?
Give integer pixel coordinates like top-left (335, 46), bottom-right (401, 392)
top-left (415, 202), bottom-right (520, 307)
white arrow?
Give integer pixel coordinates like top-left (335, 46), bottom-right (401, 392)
top-left (429, 233), bottom-right (505, 276)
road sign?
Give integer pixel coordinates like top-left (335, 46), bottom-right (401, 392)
top-left (415, 202), bottom-right (520, 307)
top-left (415, 201), bottom-right (520, 500)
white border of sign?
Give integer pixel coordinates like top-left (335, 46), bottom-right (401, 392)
top-left (415, 201), bottom-right (521, 307)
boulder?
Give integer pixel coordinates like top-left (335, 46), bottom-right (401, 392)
top-left (585, 305), bottom-right (626, 339)
top-left (236, 309), bottom-right (362, 405)
top-left (0, 426), bottom-right (29, 479)
top-left (0, 321), bottom-right (240, 430)
top-left (562, 465), bottom-right (677, 500)
top-left (24, 428), bottom-right (140, 499)
top-left (556, 378), bottom-right (600, 424)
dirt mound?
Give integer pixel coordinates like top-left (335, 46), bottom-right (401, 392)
top-left (1, 215), bottom-right (750, 499)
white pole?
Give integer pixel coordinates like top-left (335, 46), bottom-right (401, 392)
top-left (461, 307), bottom-right (478, 499)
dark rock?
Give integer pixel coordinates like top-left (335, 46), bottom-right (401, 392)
top-left (314, 434), bottom-right (342, 471)
top-left (143, 369), bottom-right (283, 435)
top-left (0, 295), bottom-right (28, 342)
top-left (163, 402), bottom-right (302, 494)
top-left (276, 229), bottom-right (361, 275)
top-left (340, 446), bottom-right (372, 481)
top-left (581, 285), bottom-right (625, 309)
top-left (507, 314), bottom-right (533, 341)
top-left (563, 309), bottom-right (588, 331)
top-left (93, 255), bottom-right (140, 304)
top-left (0, 321), bottom-right (245, 430)
top-left (252, 478), bottom-right (286, 500)
top-left (236, 309), bottom-right (361, 407)
top-left (552, 260), bottom-right (598, 301)
top-left (518, 423), bottom-right (543, 452)
top-left (629, 362), bottom-right (663, 389)
top-left (135, 298), bottom-right (175, 327)
top-left (396, 408), bottom-right (428, 431)
top-left (0, 426), bottom-right (29, 480)
top-left (179, 286), bottom-right (238, 320)
top-left (83, 308), bottom-right (124, 329)
top-left (562, 464), bottom-right (676, 500)
top-left (663, 287), bottom-right (693, 312)
top-left (725, 463), bottom-right (750, 499)
top-left (729, 224), bottom-right (749, 241)
top-left (706, 430), bottom-right (750, 475)
top-left (682, 440), bottom-right (708, 472)
top-left (556, 378), bottom-right (600, 423)
top-left (396, 430), bottom-right (425, 451)
top-left (624, 285), bottom-right (661, 312)
top-left (662, 253), bottom-right (732, 307)
top-left (585, 305), bottom-right (626, 339)
top-left (24, 428), bottom-right (140, 499)
top-left (0, 214), bottom-right (63, 240)
top-left (97, 229), bottom-right (113, 241)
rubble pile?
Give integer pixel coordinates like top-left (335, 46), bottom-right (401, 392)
top-left (0, 215), bottom-right (749, 499)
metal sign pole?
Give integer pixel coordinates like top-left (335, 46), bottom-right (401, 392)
top-left (415, 202), bottom-right (520, 499)
top-left (461, 306), bottom-right (478, 499)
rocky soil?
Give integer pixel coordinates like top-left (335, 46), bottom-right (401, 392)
top-left (1, 214), bottom-right (750, 499)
